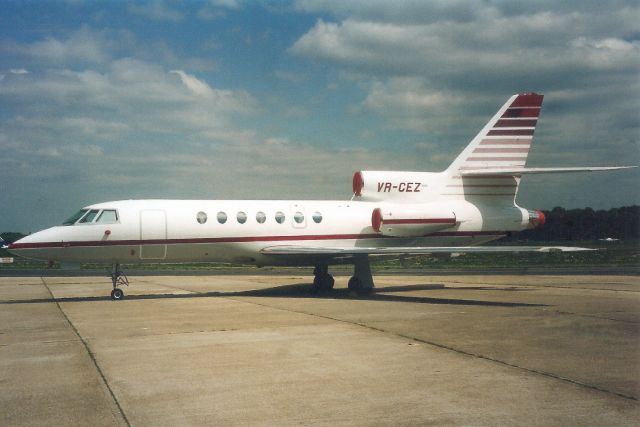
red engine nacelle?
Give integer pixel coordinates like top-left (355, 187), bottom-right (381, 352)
top-left (528, 209), bottom-right (546, 228)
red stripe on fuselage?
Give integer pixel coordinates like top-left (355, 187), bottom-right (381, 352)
top-left (9, 231), bottom-right (508, 250)
top-left (384, 218), bottom-right (456, 225)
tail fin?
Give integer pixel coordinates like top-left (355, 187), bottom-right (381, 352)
top-left (446, 93), bottom-right (543, 174)
top-left (439, 93), bottom-right (543, 203)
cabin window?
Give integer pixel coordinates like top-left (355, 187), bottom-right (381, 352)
top-left (294, 212), bottom-right (304, 224)
top-left (256, 211), bottom-right (266, 224)
top-left (196, 211), bottom-right (207, 224)
top-left (237, 211), bottom-right (247, 224)
top-left (217, 211), bottom-right (227, 224)
top-left (275, 211), bottom-right (285, 224)
top-left (312, 212), bottom-right (322, 223)
top-left (96, 210), bottom-right (118, 224)
top-left (79, 209), bottom-right (100, 223)
top-left (62, 209), bottom-right (88, 225)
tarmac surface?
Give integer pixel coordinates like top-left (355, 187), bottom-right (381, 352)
top-left (1, 273), bottom-right (638, 426)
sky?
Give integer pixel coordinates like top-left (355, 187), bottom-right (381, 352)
top-left (1, 0), bottom-right (638, 232)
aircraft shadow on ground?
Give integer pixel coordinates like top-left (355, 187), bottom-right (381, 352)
top-left (1, 282), bottom-right (545, 307)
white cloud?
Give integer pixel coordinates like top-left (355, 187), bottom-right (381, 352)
top-left (20, 26), bottom-right (111, 64)
top-left (170, 70), bottom-right (214, 96)
top-left (291, 14), bottom-right (639, 81)
top-left (290, 5), bottom-right (639, 171)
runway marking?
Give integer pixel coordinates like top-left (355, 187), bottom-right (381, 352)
top-left (39, 277), bottom-right (131, 427)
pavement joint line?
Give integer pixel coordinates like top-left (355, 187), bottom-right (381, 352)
top-left (1, 339), bottom-right (82, 347)
top-left (25, 277), bottom-right (638, 407)
top-left (39, 277), bottom-right (132, 427)
top-left (444, 280), bottom-right (640, 293)
top-left (555, 310), bottom-right (640, 324)
top-left (211, 293), bottom-right (639, 403)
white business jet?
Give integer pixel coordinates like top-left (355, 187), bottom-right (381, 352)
top-left (8, 93), bottom-right (634, 299)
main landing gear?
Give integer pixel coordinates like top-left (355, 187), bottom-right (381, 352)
top-left (347, 255), bottom-right (375, 295)
top-left (110, 263), bottom-right (129, 300)
top-left (312, 255), bottom-right (375, 295)
top-left (312, 263), bottom-right (335, 293)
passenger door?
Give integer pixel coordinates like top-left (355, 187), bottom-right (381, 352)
top-left (139, 210), bottom-right (167, 259)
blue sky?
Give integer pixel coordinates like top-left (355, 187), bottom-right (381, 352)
top-left (1, 0), bottom-right (638, 232)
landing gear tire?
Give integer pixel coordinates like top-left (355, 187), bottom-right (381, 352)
top-left (348, 276), bottom-right (361, 292)
top-left (323, 274), bottom-right (334, 290)
top-left (348, 276), bottom-right (372, 296)
top-left (109, 263), bottom-right (129, 300)
top-left (111, 288), bottom-right (124, 300)
top-left (312, 263), bottom-right (334, 293)
top-left (312, 274), bottom-right (335, 293)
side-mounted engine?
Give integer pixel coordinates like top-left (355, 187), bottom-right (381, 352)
top-left (371, 204), bottom-right (456, 237)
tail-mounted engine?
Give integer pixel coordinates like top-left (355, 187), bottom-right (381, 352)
top-left (527, 209), bottom-right (546, 228)
top-left (371, 204), bottom-right (456, 237)
top-left (353, 170), bottom-right (437, 202)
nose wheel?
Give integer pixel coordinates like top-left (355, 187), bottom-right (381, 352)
top-left (110, 263), bottom-right (129, 300)
top-left (111, 288), bottom-right (124, 300)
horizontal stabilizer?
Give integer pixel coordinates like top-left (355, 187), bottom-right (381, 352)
top-left (460, 166), bottom-right (637, 176)
top-left (261, 245), bottom-right (595, 256)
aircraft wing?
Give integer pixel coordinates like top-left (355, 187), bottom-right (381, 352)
top-left (460, 166), bottom-right (636, 176)
top-left (260, 245), bottom-right (594, 256)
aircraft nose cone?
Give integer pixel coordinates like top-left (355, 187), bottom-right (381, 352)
top-left (7, 237), bottom-right (26, 256)
top-left (5, 228), bottom-right (58, 260)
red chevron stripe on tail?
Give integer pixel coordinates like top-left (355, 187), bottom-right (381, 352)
top-left (443, 93), bottom-right (544, 201)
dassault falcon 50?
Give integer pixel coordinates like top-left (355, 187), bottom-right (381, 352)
top-left (8, 93), bottom-right (634, 299)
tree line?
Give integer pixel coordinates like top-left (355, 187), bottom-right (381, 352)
top-left (507, 205), bottom-right (639, 242)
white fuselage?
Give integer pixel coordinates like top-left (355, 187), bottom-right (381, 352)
top-left (10, 93), bottom-right (563, 267)
top-left (9, 198), bottom-right (531, 265)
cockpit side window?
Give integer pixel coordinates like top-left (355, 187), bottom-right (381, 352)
top-left (96, 209), bottom-right (118, 223)
top-left (79, 209), bottom-right (100, 223)
top-left (62, 209), bottom-right (89, 225)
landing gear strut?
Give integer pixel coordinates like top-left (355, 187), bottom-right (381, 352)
top-left (311, 263), bottom-right (335, 293)
top-left (347, 255), bottom-right (375, 295)
top-left (110, 263), bottom-right (129, 300)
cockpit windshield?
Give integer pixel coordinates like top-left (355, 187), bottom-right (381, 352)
top-left (62, 209), bottom-right (89, 225)
top-left (96, 209), bottom-right (118, 223)
top-left (79, 209), bottom-right (100, 223)
top-left (61, 208), bottom-right (119, 225)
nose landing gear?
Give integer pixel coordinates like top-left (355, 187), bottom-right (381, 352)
top-left (110, 263), bottom-right (129, 300)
